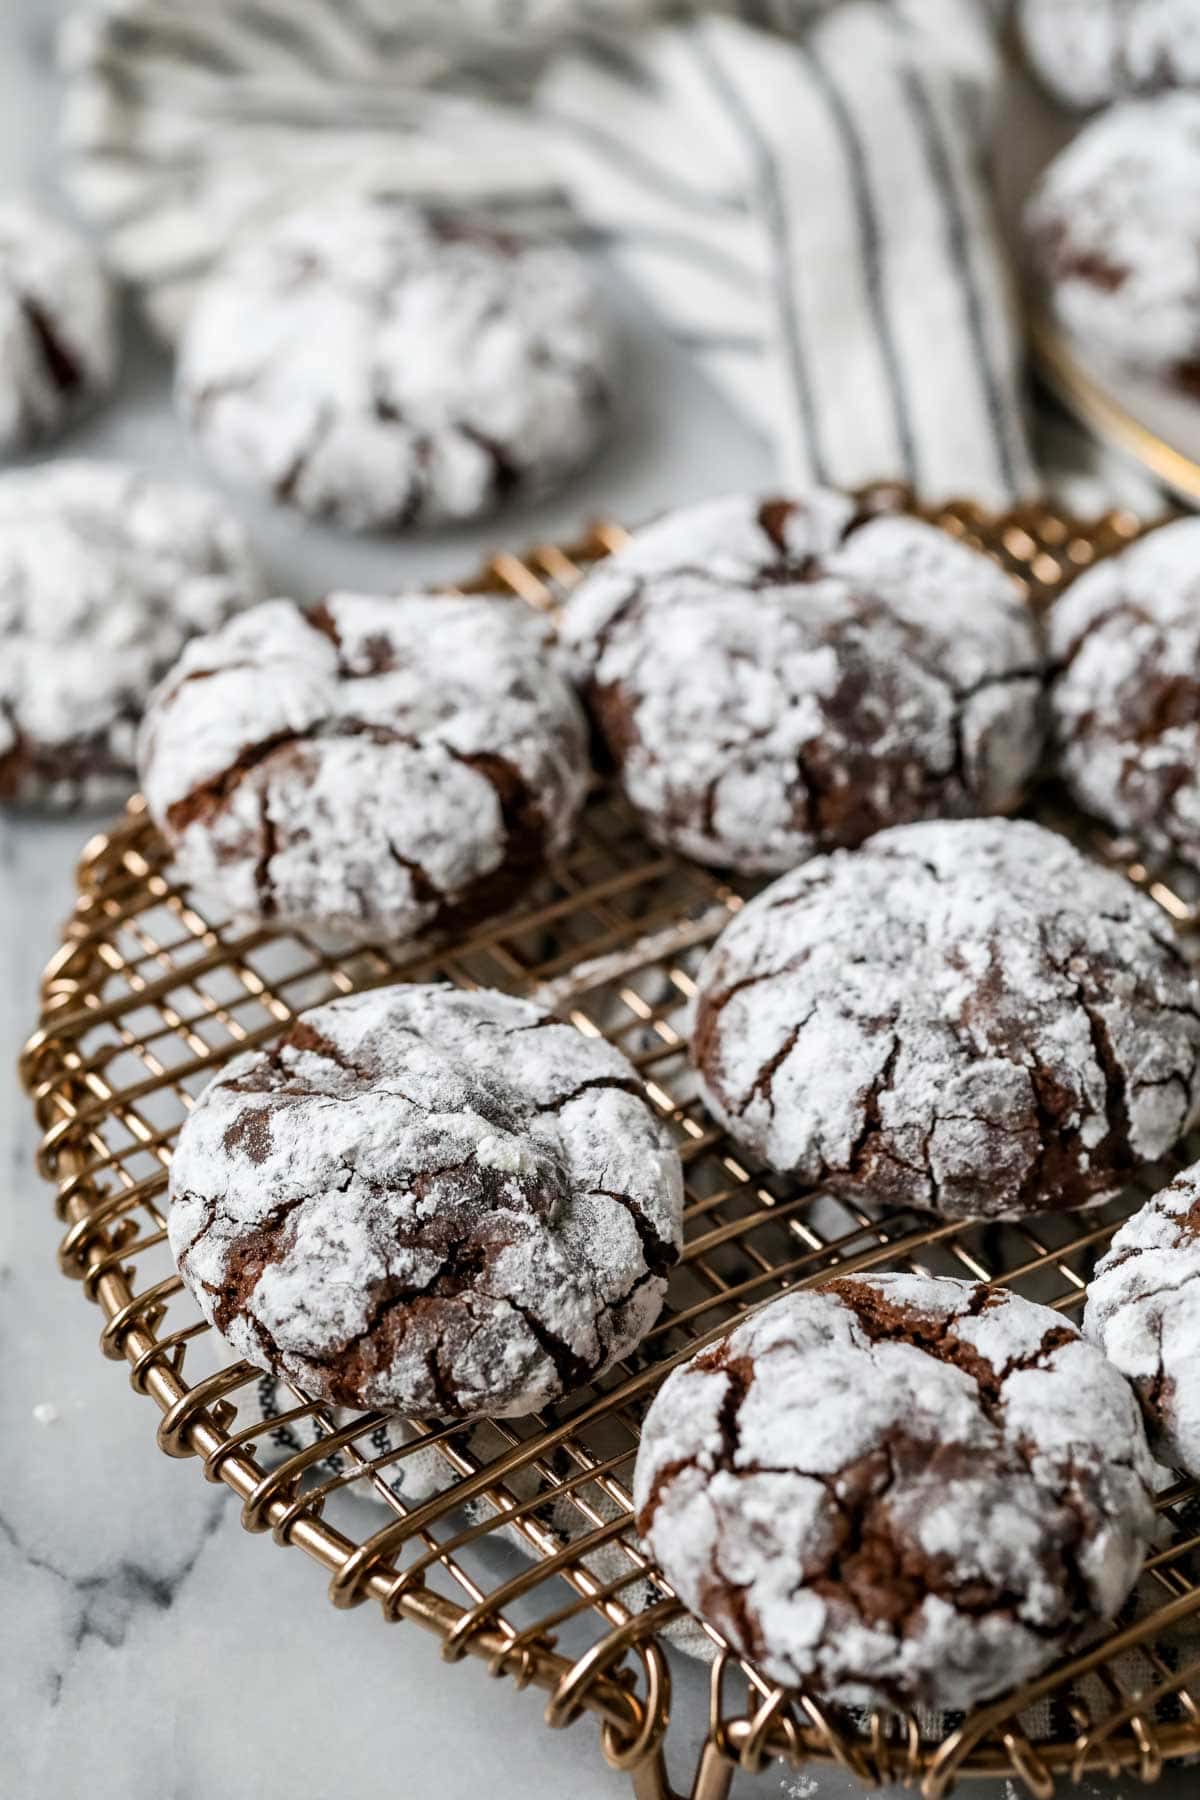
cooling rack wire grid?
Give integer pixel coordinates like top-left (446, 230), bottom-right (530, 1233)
top-left (21, 489), bottom-right (1200, 1800)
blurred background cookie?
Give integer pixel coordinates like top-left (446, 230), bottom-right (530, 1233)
top-left (177, 196), bottom-right (612, 530)
top-left (1026, 95), bottom-right (1200, 389)
top-left (1019, 0), bottom-right (1200, 110)
top-left (0, 461), bottom-right (259, 809)
top-left (0, 198), bottom-right (116, 449)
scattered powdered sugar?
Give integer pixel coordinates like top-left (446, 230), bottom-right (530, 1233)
top-left (177, 194), bottom-right (612, 530)
top-left (1085, 1159), bottom-right (1200, 1475)
top-left (0, 460), bottom-right (261, 808)
top-left (1018, 0), bottom-right (1200, 109)
top-left (0, 198), bottom-right (116, 448)
top-left (1049, 518), bottom-right (1200, 872)
top-left (139, 589), bottom-right (590, 943)
top-left (560, 491), bottom-right (1042, 875)
top-left (168, 984), bottom-right (684, 1417)
top-left (1026, 92), bottom-right (1200, 377)
top-left (691, 817), bottom-right (1200, 1219)
top-left (634, 1275), bottom-right (1155, 1711)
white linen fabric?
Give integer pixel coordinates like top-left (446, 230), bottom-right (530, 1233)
top-left (542, 1), bottom-right (1035, 504)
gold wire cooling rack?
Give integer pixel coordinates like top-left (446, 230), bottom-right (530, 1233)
top-left (21, 491), bottom-right (1200, 1800)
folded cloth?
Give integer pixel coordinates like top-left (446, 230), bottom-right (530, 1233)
top-left (542, 1), bottom-right (1037, 507)
top-left (59, 0), bottom-right (1154, 511)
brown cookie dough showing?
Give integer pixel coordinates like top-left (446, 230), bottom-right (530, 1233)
top-left (691, 818), bottom-right (1200, 1220)
top-left (559, 491), bottom-right (1043, 875)
top-left (1085, 1160), bottom-right (1200, 1475)
top-left (1019, 0), bottom-right (1200, 109)
top-left (168, 985), bottom-right (685, 1417)
top-left (138, 590), bottom-right (590, 944)
top-left (1049, 518), bottom-right (1200, 872)
top-left (635, 1275), bottom-right (1155, 1711)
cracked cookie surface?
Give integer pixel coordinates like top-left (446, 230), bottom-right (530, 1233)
top-left (1018, 0), bottom-right (1200, 109)
top-left (634, 1274), bottom-right (1155, 1710)
top-left (559, 491), bottom-right (1043, 875)
top-left (168, 985), bottom-right (684, 1417)
top-left (0, 199), bottom-right (116, 448)
top-left (1049, 519), bottom-right (1200, 872)
top-left (1026, 94), bottom-right (1200, 385)
top-left (0, 461), bottom-right (261, 808)
top-left (691, 817), bottom-right (1200, 1219)
top-left (139, 589), bottom-right (590, 943)
top-left (1085, 1160), bottom-right (1200, 1475)
top-left (177, 195), bottom-right (611, 530)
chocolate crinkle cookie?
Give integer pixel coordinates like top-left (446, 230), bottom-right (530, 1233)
top-left (138, 590), bottom-right (590, 943)
top-left (635, 1275), bottom-right (1155, 1711)
top-left (691, 817), bottom-right (1200, 1220)
top-left (177, 196), bottom-right (611, 530)
top-left (1049, 518), bottom-right (1200, 872)
top-left (1026, 94), bottom-right (1200, 386)
top-left (1019, 0), bottom-right (1200, 110)
top-left (168, 985), bottom-right (684, 1416)
top-left (0, 461), bottom-right (260, 808)
top-left (1085, 1161), bottom-right (1200, 1476)
top-left (559, 491), bottom-right (1043, 874)
top-left (0, 199), bottom-right (117, 448)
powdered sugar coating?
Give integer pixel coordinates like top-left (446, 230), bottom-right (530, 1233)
top-left (691, 817), bottom-right (1200, 1219)
top-left (0, 199), bottom-right (116, 447)
top-left (168, 984), bottom-right (684, 1417)
top-left (635, 1274), bottom-right (1155, 1710)
top-left (559, 492), bottom-right (1043, 875)
top-left (1049, 519), bottom-right (1200, 871)
top-left (0, 461), bottom-right (261, 808)
top-left (1085, 1161), bottom-right (1200, 1474)
top-left (139, 590), bottom-right (590, 943)
top-left (1019, 0), bottom-right (1200, 109)
top-left (1026, 94), bottom-right (1200, 381)
top-left (177, 196), bottom-right (611, 530)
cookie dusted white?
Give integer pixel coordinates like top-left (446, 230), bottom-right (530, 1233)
top-left (635, 1275), bottom-right (1155, 1711)
top-left (1019, 0), bottom-right (1200, 109)
top-left (1049, 519), bottom-right (1200, 871)
top-left (0, 199), bottom-right (116, 447)
top-left (0, 461), bottom-right (260, 808)
top-left (1085, 1162), bottom-right (1200, 1474)
top-left (168, 985), bottom-right (684, 1417)
top-left (1026, 94), bottom-right (1200, 384)
top-left (139, 589), bottom-right (590, 943)
top-left (691, 818), bottom-right (1200, 1219)
top-left (177, 196), bottom-right (611, 530)
top-left (559, 492), bottom-right (1043, 874)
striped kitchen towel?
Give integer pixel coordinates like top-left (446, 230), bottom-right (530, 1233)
top-left (60, 0), bottom-right (1046, 508)
top-left (542, 1), bottom-right (1039, 507)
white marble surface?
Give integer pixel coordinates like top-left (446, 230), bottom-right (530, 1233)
top-left (0, 4), bottom-right (1190, 1798)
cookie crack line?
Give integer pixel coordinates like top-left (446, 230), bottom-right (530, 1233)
top-left (635, 1277), bottom-right (1155, 1711)
top-left (167, 986), bottom-right (683, 1418)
